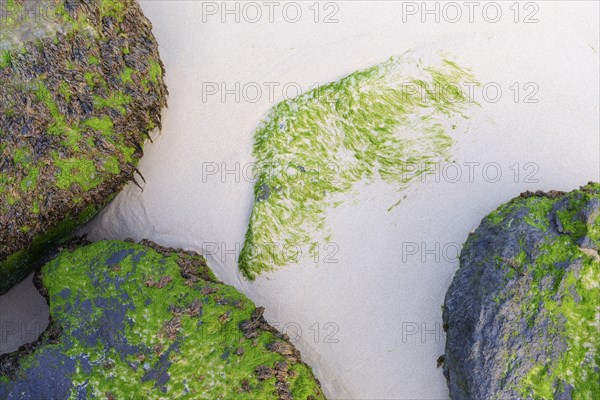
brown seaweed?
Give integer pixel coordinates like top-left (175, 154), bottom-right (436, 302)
top-left (0, 0), bottom-right (168, 293)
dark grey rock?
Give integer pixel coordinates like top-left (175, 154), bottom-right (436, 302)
top-left (0, 240), bottom-right (326, 399)
top-left (443, 183), bottom-right (600, 399)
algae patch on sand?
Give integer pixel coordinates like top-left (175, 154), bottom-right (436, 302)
top-left (240, 51), bottom-right (477, 279)
top-left (0, 240), bottom-right (325, 399)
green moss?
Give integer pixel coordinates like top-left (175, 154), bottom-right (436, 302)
top-left (524, 197), bottom-right (555, 231)
top-left (118, 143), bottom-right (136, 163)
top-left (6, 194), bottom-right (19, 206)
top-left (517, 242), bottom-right (600, 398)
top-left (140, 58), bottom-right (163, 93)
top-left (58, 81), bottom-right (72, 102)
top-left (487, 196), bottom-right (555, 232)
top-left (35, 82), bottom-right (83, 149)
top-left (30, 81), bottom-right (136, 192)
top-left (119, 66), bottom-right (135, 84)
top-left (98, 0), bottom-right (127, 21)
top-left (520, 365), bottom-right (554, 399)
top-left (102, 156), bottom-right (120, 174)
top-left (487, 209), bottom-right (505, 225)
top-left (93, 92), bottom-right (131, 115)
top-left (82, 116), bottom-right (114, 138)
top-left (0, 50), bottom-right (12, 68)
top-left (0, 173), bottom-right (10, 194)
top-left (20, 166), bottom-right (40, 192)
top-left (1, 241), bottom-right (325, 399)
top-left (12, 147), bottom-right (31, 166)
top-left (240, 52), bottom-right (477, 278)
top-left (84, 71), bottom-right (97, 88)
top-left (555, 191), bottom-right (597, 243)
top-left (148, 60), bottom-right (162, 85)
top-left (54, 157), bottom-right (102, 191)
top-left (0, 200), bottom-right (111, 294)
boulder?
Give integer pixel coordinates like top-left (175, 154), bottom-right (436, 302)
top-left (0, 0), bottom-right (168, 294)
top-left (443, 182), bottom-right (600, 399)
top-left (0, 240), bottom-right (325, 399)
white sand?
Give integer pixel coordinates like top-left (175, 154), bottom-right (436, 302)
top-left (0, 274), bottom-right (49, 355)
top-left (81, 1), bottom-right (599, 399)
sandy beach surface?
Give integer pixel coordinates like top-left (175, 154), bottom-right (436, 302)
top-left (1, 2), bottom-right (597, 399)
top-left (0, 274), bottom-right (49, 355)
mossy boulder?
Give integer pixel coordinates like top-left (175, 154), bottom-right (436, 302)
top-left (0, 240), bottom-right (326, 399)
top-left (0, 0), bottom-right (168, 294)
top-left (443, 182), bottom-right (600, 399)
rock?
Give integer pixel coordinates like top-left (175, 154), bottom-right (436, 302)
top-left (0, 0), bottom-right (168, 294)
top-left (0, 240), bottom-right (326, 399)
top-left (442, 182), bottom-right (600, 399)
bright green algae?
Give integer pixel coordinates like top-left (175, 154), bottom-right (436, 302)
top-left (240, 51), bottom-right (477, 278)
top-left (513, 185), bottom-right (600, 399)
top-left (0, 241), bottom-right (325, 399)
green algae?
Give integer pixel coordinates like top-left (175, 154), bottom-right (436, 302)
top-left (0, 198), bottom-right (113, 294)
top-left (0, 50), bottom-right (11, 68)
top-left (148, 60), bottom-right (163, 85)
top-left (515, 186), bottom-right (600, 399)
top-left (54, 158), bottom-right (103, 191)
top-left (486, 195), bottom-right (556, 231)
top-left (19, 166), bottom-right (40, 192)
top-left (58, 81), bottom-right (72, 102)
top-left (98, 0), bottom-right (127, 21)
top-left (0, 241), bottom-right (325, 400)
top-left (240, 51), bottom-right (477, 279)
top-left (119, 66), bottom-right (135, 84)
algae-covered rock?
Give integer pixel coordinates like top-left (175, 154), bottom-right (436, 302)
top-left (0, 240), bottom-right (325, 399)
top-left (0, 0), bottom-right (168, 294)
top-left (442, 182), bottom-right (600, 399)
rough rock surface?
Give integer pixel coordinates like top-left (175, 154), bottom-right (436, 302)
top-left (0, 0), bottom-right (168, 294)
top-left (443, 183), bottom-right (600, 399)
top-left (0, 240), bottom-right (325, 399)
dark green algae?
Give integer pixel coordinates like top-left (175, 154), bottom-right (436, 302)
top-left (0, 240), bottom-right (326, 399)
top-left (0, 0), bottom-right (168, 294)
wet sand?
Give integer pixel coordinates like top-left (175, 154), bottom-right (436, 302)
top-left (0, 274), bottom-right (49, 356)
